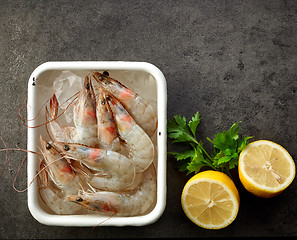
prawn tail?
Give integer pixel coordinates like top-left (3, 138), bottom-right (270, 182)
top-left (49, 93), bottom-right (59, 119)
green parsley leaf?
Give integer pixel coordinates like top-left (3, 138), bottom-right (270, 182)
top-left (188, 112), bottom-right (201, 138)
top-left (167, 112), bottom-right (253, 177)
top-left (168, 150), bottom-right (195, 161)
top-left (167, 115), bottom-right (198, 144)
top-left (186, 147), bottom-right (209, 175)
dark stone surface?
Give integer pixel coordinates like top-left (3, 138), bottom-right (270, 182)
top-left (1, 0), bottom-right (297, 238)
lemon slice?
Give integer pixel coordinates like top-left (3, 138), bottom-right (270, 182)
top-left (238, 140), bottom-right (295, 198)
top-left (181, 170), bottom-right (240, 229)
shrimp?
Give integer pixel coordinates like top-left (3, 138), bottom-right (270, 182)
top-left (93, 72), bottom-right (157, 137)
top-left (71, 75), bottom-right (98, 147)
top-left (68, 164), bottom-right (157, 217)
top-left (38, 161), bottom-right (83, 214)
top-left (39, 136), bottom-right (79, 192)
top-left (96, 87), bottom-right (121, 152)
top-left (38, 137), bottom-right (85, 214)
top-left (106, 94), bottom-right (154, 173)
top-left (70, 157), bottom-right (142, 192)
top-left (46, 76), bottom-right (98, 147)
top-left (54, 142), bottom-right (136, 191)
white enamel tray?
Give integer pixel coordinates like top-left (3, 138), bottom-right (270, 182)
top-left (27, 61), bottom-right (167, 226)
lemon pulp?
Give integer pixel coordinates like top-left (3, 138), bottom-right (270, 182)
top-left (239, 140), bottom-right (295, 198)
top-left (181, 170), bottom-right (239, 229)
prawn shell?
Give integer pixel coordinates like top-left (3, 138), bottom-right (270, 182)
top-left (93, 72), bottom-right (157, 137)
top-left (96, 87), bottom-right (121, 152)
top-left (106, 94), bottom-right (155, 173)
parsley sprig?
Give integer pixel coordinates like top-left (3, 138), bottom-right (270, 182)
top-left (167, 112), bottom-right (253, 177)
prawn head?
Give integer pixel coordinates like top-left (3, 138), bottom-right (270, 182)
top-left (68, 191), bottom-right (121, 214)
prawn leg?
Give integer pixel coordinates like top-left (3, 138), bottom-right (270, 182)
top-left (68, 164), bottom-right (157, 216)
top-left (54, 142), bottom-right (136, 191)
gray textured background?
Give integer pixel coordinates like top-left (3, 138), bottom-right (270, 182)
top-left (1, 0), bottom-right (297, 238)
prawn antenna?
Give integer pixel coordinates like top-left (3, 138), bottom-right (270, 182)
top-left (0, 140), bottom-right (42, 178)
top-left (92, 213), bottom-right (116, 229)
top-left (12, 155), bottom-right (28, 193)
top-left (18, 94), bottom-right (51, 124)
top-left (19, 91), bottom-right (80, 129)
top-left (12, 153), bottom-right (65, 193)
top-left (86, 182), bottom-right (97, 193)
top-left (0, 136), bottom-right (8, 178)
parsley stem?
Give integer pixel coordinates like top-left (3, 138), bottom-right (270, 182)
top-left (196, 142), bottom-right (212, 162)
top-left (225, 167), bottom-right (233, 179)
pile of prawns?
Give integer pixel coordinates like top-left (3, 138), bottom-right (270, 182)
top-left (37, 71), bottom-right (157, 217)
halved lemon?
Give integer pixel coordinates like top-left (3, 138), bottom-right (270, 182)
top-left (238, 140), bottom-right (295, 198)
top-left (181, 170), bottom-right (240, 229)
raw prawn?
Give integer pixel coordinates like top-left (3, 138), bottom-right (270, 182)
top-left (71, 75), bottom-right (98, 147)
top-left (46, 76), bottom-right (98, 147)
top-left (39, 136), bottom-right (79, 192)
top-left (93, 72), bottom-right (157, 137)
top-left (54, 142), bottom-right (136, 191)
top-left (38, 137), bottom-right (84, 214)
top-left (38, 161), bottom-right (83, 214)
top-left (70, 157), bottom-right (142, 192)
top-left (96, 87), bottom-right (121, 152)
top-left (68, 164), bottom-right (157, 217)
top-left (106, 94), bottom-right (154, 173)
